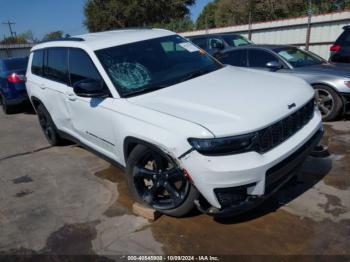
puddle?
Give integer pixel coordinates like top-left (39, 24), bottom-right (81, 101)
top-left (95, 165), bottom-right (134, 217)
top-left (321, 125), bottom-right (350, 190)
top-left (42, 222), bottom-right (99, 255)
top-left (12, 175), bottom-right (33, 184)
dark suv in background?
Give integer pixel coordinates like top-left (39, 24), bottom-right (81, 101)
top-left (0, 57), bottom-right (28, 114)
top-left (187, 33), bottom-right (252, 56)
top-left (330, 26), bottom-right (350, 63)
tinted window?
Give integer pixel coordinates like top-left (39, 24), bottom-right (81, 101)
top-left (222, 35), bottom-right (252, 47)
top-left (96, 35), bottom-right (222, 97)
top-left (190, 38), bottom-right (207, 49)
top-left (31, 50), bottom-right (44, 76)
top-left (248, 49), bottom-right (279, 67)
top-left (44, 48), bottom-right (68, 83)
top-left (219, 50), bottom-right (247, 67)
top-left (208, 37), bottom-right (224, 49)
top-left (69, 48), bottom-right (103, 86)
top-left (336, 29), bottom-right (350, 45)
top-left (4, 58), bottom-right (28, 71)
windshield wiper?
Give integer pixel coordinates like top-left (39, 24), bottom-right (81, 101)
top-left (123, 85), bottom-right (167, 98)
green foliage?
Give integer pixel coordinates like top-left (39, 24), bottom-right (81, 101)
top-left (196, 1), bottom-right (218, 29)
top-left (42, 31), bottom-right (64, 41)
top-left (84, 0), bottom-right (195, 32)
top-left (153, 16), bottom-right (194, 32)
top-left (195, 0), bottom-right (350, 29)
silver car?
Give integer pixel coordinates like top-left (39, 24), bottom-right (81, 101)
top-left (216, 45), bottom-right (350, 121)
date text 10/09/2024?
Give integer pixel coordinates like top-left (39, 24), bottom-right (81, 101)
top-left (126, 256), bottom-right (220, 261)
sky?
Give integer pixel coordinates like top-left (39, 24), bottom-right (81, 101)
top-left (0, 0), bottom-right (212, 40)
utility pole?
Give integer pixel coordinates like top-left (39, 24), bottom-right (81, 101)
top-left (305, 0), bottom-right (312, 50)
top-left (2, 20), bottom-right (16, 38)
top-left (205, 15), bottom-right (208, 34)
top-left (248, 0), bottom-right (252, 41)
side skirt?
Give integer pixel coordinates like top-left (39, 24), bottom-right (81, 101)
top-left (57, 130), bottom-right (126, 172)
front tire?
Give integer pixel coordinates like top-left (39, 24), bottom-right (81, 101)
top-left (125, 145), bottom-right (198, 217)
top-left (314, 85), bottom-right (343, 121)
top-left (36, 104), bottom-right (63, 146)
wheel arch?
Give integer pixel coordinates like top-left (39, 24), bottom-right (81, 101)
top-left (123, 136), bottom-right (171, 163)
top-left (30, 96), bottom-right (44, 110)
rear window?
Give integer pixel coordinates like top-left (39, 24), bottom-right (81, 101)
top-left (31, 50), bottom-right (44, 76)
top-left (336, 29), bottom-right (350, 45)
top-left (44, 48), bottom-right (68, 83)
top-left (4, 58), bottom-right (28, 71)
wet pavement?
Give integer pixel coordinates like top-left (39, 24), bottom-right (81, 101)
top-left (0, 109), bottom-right (349, 258)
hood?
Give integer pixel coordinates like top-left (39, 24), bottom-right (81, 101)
top-left (128, 66), bottom-right (315, 137)
top-left (294, 63), bottom-right (350, 79)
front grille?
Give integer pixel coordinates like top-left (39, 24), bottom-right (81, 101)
top-left (256, 99), bottom-right (315, 153)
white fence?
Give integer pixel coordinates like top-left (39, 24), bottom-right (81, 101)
top-left (181, 11), bottom-right (350, 59)
top-left (0, 43), bottom-right (34, 58)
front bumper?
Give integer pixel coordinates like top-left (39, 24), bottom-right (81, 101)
top-left (180, 110), bottom-right (323, 213)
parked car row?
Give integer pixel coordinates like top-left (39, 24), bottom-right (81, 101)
top-left (187, 31), bottom-right (350, 121)
top-left (0, 27), bottom-right (344, 218)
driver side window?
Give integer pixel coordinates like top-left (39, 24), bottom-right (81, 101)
top-left (248, 49), bottom-right (280, 68)
top-left (68, 48), bottom-right (106, 88)
top-left (208, 38), bottom-right (224, 50)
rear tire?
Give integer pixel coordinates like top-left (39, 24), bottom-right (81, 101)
top-left (125, 144), bottom-right (199, 217)
top-left (314, 85), bottom-right (343, 121)
top-left (1, 95), bottom-right (15, 114)
top-left (36, 104), bottom-right (63, 146)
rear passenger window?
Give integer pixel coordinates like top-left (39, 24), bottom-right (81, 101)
top-left (68, 48), bottom-right (104, 86)
top-left (31, 50), bottom-right (44, 76)
top-left (248, 49), bottom-right (279, 68)
top-left (44, 48), bottom-right (68, 83)
top-left (219, 50), bottom-right (247, 67)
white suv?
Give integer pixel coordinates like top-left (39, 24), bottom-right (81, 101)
top-left (26, 29), bottom-right (323, 217)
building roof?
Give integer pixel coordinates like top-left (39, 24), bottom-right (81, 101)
top-left (32, 28), bottom-right (175, 51)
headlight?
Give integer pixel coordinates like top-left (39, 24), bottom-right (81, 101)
top-left (188, 133), bottom-right (256, 156)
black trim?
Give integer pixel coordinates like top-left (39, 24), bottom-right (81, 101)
top-left (58, 130), bottom-right (125, 171)
top-left (85, 131), bottom-right (115, 147)
top-left (39, 37), bottom-right (85, 44)
top-left (123, 136), bottom-right (171, 162)
top-left (178, 148), bottom-right (195, 159)
top-left (211, 128), bottom-right (323, 218)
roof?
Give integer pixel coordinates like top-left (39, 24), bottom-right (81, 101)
top-left (32, 28), bottom-right (175, 52)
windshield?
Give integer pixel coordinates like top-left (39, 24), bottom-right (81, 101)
top-left (95, 35), bottom-right (222, 97)
top-left (4, 58), bottom-right (28, 71)
top-left (274, 47), bottom-right (325, 68)
top-left (222, 35), bottom-right (252, 47)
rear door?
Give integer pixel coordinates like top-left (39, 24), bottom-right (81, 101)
top-left (40, 47), bottom-right (72, 132)
top-left (65, 48), bottom-right (117, 160)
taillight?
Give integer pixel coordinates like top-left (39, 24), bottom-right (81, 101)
top-left (330, 44), bottom-right (341, 52)
top-left (7, 73), bottom-right (26, 83)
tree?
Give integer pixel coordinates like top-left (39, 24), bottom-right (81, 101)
top-left (196, 1), bottom-right (218, 29)
top-left (84, 0), bottom-right (196, 32)
top-left (42, 31), bottom-right (64, 41)
top-left (153, 16), bottom-right (194, 32)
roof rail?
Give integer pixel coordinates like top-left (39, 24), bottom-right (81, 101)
top-left (39, 37), bottom-right (85, 44)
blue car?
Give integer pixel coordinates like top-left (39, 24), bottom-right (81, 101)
top-left (0, 57), bottom-right (28, 114)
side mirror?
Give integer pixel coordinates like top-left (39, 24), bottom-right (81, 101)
top-left (73, 79), bottom-right (109, 98)
top-left (266, 61), bottom-right (282, 71)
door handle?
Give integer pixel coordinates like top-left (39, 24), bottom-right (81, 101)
top-left (39, 84), bottom-right (46, 90)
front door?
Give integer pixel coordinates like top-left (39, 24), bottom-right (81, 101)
top-left (65, 48), bottom-right (118, 161)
